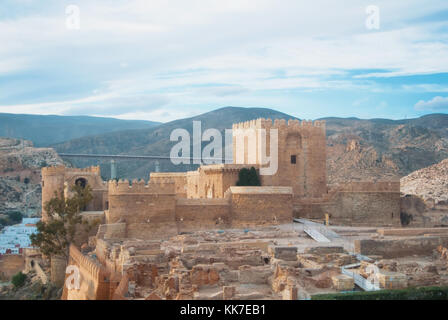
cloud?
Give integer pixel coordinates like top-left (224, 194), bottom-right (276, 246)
top-left (415, 96), bottom-right (448, 111)
top-left (1, 0), bottom-right (448, 120)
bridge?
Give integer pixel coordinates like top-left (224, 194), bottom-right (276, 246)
top-left (58, 153), bottom-right (232, 179)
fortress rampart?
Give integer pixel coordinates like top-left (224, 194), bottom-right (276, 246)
top-left (105, 185), bottom-right (294, 239)
top-left (107, 179), bottom-right (177, 239)
top-left (63, 244), bottom-right (110, 300)
top-left (108, 179), bottom-right (175, 195)
top-left (294, 180), bottom-right (401, 226)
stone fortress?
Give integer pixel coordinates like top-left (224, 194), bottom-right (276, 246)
top-left (40, 118), bottom-right (418, 300)
top-left (42, 118), bottom-right (400, 235)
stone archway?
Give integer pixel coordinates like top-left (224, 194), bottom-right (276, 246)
top-left (75, 177), bottom-right (88, 189)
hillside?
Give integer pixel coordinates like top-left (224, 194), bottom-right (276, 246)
top-left (0, 138), bottom-right (64, 219)
top-left (0, 113), bottom-right (160, 146)
top-left (401, 158), bottom-right (448, 204)
top-left (52, 107), bottom-right (448, 182)
top-left (53, 107), bottom-right (296, 179)
top-left (324, 116), bottom-right (448, 184)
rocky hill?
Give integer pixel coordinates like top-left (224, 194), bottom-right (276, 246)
top-left (401, 158), bottom-right (448, 204)
top-left (52, 107), bottom-right (448, 183)
top-left (0, 138), bottom-right (64, 218)
top-left (325, 116), bottom-right (448, 184)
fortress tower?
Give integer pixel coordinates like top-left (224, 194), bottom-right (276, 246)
top-left (41, 166), bottom-right (108, 221)
top-left (232, 118), bottom-right (327, 198)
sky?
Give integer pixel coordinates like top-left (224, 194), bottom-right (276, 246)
top-left (1, 1), bottom-right (448, 122)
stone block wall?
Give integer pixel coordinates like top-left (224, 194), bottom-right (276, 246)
top-left (63, 244), bottom-right (110, 300)
top-left (175, 198), bottom-right (230, 232)
top-left (0, 254), bottom-right (25, 280)
top-left (150, 172), bottom-right (188, 198)
top-left (107, 179), bottom-right (177, 239)
top-left (354, 236), bottom-right (448, 258)
top-left (105, 184), bottom-right (294, 239)
top-left (294, 181), bottom-right (401, 227)
top-left (229, 186), bottom-right (293, 227)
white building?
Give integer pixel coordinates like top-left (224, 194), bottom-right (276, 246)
top-left (0, 218), bottom-right (40, 254)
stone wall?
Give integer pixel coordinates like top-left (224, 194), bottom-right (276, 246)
top-left (229, 186), bottom-right (293, 227)
top-left (107, 179), bottom-right (177, 239)
top-left (150, 172), bottom-right (188, 198)
top-left (63, 244), bottom-right (110, 300)
top-left (176, 198), bottom-right (230, 232)
top-left (185, 164), bottom-right (248, 199)
top-left (0, 254), bottom-right (25, 280)
top-left (105, 185), bottom-right (294, 239)
top-left (294, 181), bottom-right (401, 227)
top-left (97, 222), bottom-right (127, 240)
top-left (354, 236), bottom-right (448, 258)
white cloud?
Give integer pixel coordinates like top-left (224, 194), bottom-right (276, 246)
top-left (415, 96), bottom-right (448, 111)
top-left (1, 0), bottom-right (448, 120)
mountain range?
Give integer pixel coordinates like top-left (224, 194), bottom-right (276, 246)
top-left (0, 113), bottom-right (160, 146)
top-left (45, 107), bottom-right (448, 183)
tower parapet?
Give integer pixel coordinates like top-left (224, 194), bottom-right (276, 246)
top-left (232, 118), bottom-right (325, 132)
top-left (108, 179), bottom-right (175, 195)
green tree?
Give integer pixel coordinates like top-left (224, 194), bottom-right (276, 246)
top-left (11, 271), bottom-right (26, 288)
top-left (30, 184), bottom-right (93, 260)
top-left (236, 167), bottom-right (261, 186)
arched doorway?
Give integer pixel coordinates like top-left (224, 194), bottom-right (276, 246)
top-left (75, 177), bottom-right (87, 189)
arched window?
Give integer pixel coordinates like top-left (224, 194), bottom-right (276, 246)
top-left (75, 177), bottom-right (87, 188)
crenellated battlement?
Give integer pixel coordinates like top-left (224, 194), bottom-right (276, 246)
top-left (108, 179), bottom-right (175, 195)
top-left (41, 165), bottom-right (66, 175)
top-left (232, 118), bottom-right (325, 132)
top-left (42, 165), bottom-right (101, 176)
top-left (69, 244), bottom-right (108, 281)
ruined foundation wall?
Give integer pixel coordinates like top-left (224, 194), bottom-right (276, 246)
top-left (354, 236), bottom-right (448, 258)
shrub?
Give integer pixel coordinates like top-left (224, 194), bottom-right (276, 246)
top-left (311, 286), bottom-right (448, 300)
top-left (11, 272), bottom-right (26, 288)
top-left (236, 167), bottom-right (261, 186)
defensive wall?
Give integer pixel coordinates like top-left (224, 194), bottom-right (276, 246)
top-left (63, 244), bottom-right (110, 300)
top-left (294, 181), bottom-right (401, 226)
top-left (0, 254), bottom-right (25, 280)
top-left (105, 179), bottom-right (294, 239)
